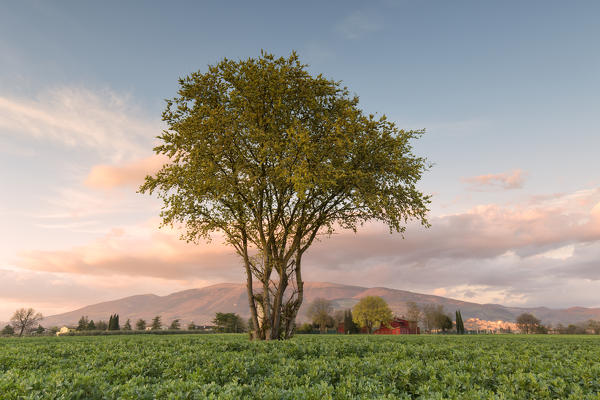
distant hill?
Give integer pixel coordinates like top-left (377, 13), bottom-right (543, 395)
top-left (42, 282), bottom-right (600, 327)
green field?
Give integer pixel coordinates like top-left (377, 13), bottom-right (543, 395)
top-left (2, 334), bottom-right (600, 399)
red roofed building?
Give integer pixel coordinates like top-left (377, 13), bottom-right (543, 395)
top-left (373, 317), bottom-right (419, 335)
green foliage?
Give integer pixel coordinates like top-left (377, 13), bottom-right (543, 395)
top-left (187, 321), bottom-right (197, 331)
top-left (95, 320), bottom-right (108, 331)
top-left (343, 309), bottom-right (359, 334)
top-left (151, 316), bottom-right (162, 330)
top-left (440, 315), bottom-right (453, 332)
top-left (135, 319), bottom-right (146, 331)
top-left (456, 310), bottom-right (465, 334)
top-left (352, 296), bottom-right (393, 333)
top-left (108, 314), bottom-right (120, 331)
top-left (1, 325), bottom-right (14, 335)
top-left (139, 51), bottom-right (430, 340)
top-left (2, 334), bottom-right (600, 398)
top-left (169, 319), bottom-right (181, 330)
top-left (87, 320), bottom-right (96, 330)
top-left (296, 323), bottom-right (314, 333)
top-left (122, 319), bottom-right (132, 331)
top-left (77, 316), bottom-right (89, 331)
top-left (213, 313), bottom-right (245, 333)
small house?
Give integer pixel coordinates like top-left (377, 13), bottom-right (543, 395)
top-left (56, 326), bottom-right (72, 336)
top-left (373, 317), bottom-right (419, 335)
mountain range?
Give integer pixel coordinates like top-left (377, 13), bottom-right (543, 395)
top-left (40, 282), bottom-right (600, 328)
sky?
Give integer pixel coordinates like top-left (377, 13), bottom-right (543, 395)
top-left (1, 0), bottom-right (599, 321)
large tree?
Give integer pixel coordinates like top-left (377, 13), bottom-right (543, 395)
top-left (352, 296), bottom-right (393, 333)
top-left (10, 308), bottom-right (43, 337)
top-left (306, 298), bottom-right (333, 333)
top-left (516, 313), bottom-right (541, 334)
top-left (140, 52), bottom-right (430, 340)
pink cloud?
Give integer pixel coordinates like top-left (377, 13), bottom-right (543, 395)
top-left (463, 169), bottom-right (525, 190)
top-left (16, 225), bottom-right (242, 281)
top-left (11, 186), bottom-right (600, 311)
top-left (84, 154), bottom-right (169, 189)
top-left (15, 188), bottom-right (600, 283)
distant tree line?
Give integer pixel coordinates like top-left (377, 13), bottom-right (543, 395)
top-left (74, 314), bottom-right (182, 333)
top-left (515, 313), bottom-right (600, 335)
top-left (5, 306), bottom-right (599, 337)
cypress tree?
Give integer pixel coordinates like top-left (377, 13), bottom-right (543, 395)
top-left (108, 314), bottom-right (120, 330)
top-left (455, 311), bottom-right (459, 333)
top-left (344, 309), bottom-right (359, 334)
top-left (455, 310), bottom-right (465, 334)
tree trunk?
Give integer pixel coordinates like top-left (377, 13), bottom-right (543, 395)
top-left (244, 250), bottom-right (305, 340)
top-left (282, 256), bottom-right (304, 339)
top-left (270, 269), bottom-right (287, 340)
top-left (242, 252), bottom-right (261, 340)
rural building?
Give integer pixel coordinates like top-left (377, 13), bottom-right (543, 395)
top-left (373, 317), bottom-right (419, 335)
top-left (56, 326), bottom-right (72, 336)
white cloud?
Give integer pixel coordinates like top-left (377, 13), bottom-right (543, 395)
top-left (0, 87), bottom-right (160, 162)
top-left (536, 244), bottom-right (575, 260)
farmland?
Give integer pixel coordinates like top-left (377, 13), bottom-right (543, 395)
top-left (1, 334), bottom-right (600, 399)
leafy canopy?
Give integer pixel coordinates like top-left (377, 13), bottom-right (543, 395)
top-left (352, 296), bottom-right (393, 333)
top-left (140, 51), bottom-right (430, 255)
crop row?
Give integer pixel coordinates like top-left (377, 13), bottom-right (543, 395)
top-left (1, 334), bottom-right (600, 399)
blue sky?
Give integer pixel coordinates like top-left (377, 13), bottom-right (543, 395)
top-left (1, 1), bottom-right (599, 321)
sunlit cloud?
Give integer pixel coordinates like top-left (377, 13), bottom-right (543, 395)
top-left (16, 224), bottom-right (242, 281)
top-left (85, 154), bottom-right (169, 189)
top-left (463, 169), bottom-right (526, 190)
top-left (12, 187), bottom-right (600, 310)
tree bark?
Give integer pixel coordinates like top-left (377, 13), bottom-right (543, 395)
top-left (270, 265), bottom-right (287, 340)
top-left (241, 236), bottom-right (261, 340)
